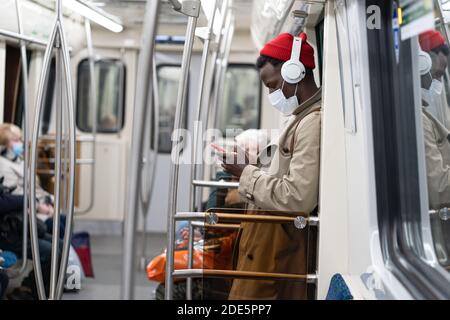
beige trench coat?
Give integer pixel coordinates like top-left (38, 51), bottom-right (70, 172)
top-left (423, 108), bottom-right (450, 209)
top-left (228, 89), bottom-right (322, 300)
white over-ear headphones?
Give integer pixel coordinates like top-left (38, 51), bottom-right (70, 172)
top-left (281, 34), bottom-right (306, 84)
top-left (419, 49), bottom-right (432, 76)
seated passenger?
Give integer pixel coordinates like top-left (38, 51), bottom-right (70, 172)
top-left (0, 183), bottom-right (63, 299)
top-left (0, 124), bottom-right (65, 238)
top-left (0, 124), bottom-right (51, 201)
top-left (220, 32), bottom-right (321, 299)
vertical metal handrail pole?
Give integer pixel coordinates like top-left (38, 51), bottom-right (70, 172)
top-left (121, 0), bottom-right (160, 300)
top-left (187, 0), bottom-right (218, 300)
top-left (165, 2), bottom-right (200, 300)
top-left (189, 0), bottom-right (218, 212)
top-left (48, 0), bottom-right (77, 299)
top-left (15, 0), bottom-right (29, 276)
top-left (48, 0), bottom-right (64, 300)
top-left (139, 57), bottom-right (160, 270)
top-left (187, 219), bottom-right (195, 299)
top-left (75, 19), bottom-right (97, 215)
top-left (29, 19), bottom-right (59, 301)
top-left (436, 0), bottom-right (450, 46)
top-left (211, 8), bottom-right (234, 131)
top-left (55, 14), bottom-right (77, 298)
top-left (194, 0), bottom-right (230, 211)
top-left (49, 34), bottom-right (62, 300)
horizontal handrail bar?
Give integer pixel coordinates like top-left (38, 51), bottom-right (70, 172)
top-left (192, 179), bottom-right (239, 188)
top-left (38, 135), bottom-right (95, 142)
top-left (175, 212), bottom-right (318, 229)
top-left (39, 158), bottom-right (94, 165)
top-left (0, 28), bottom-right (47, 47)
top-left (172, 269), bottom-right (318, 284)
top-left (191, 221), bottom-right (241, 229)
top-left (429, 208), bottom-right (450, 221)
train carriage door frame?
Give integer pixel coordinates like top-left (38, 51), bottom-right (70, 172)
top-left (367, 0), bottom-right (450, 298)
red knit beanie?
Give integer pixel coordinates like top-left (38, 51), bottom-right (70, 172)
top-left (260, 32), bottom-right (316, 69)
top-left (419, 30), bottom-right (446, 52)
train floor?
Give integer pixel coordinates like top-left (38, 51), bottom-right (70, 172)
top-left (63, 233), bottom-right (166, 300)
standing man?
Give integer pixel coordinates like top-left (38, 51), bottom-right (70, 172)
top-left (419, 30), bottom-right (450, 210)
top-left (220, 32), bottom-right (321, 299)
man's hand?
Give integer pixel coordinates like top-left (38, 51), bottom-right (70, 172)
top-left (220, 145), bottom-right (250, 179)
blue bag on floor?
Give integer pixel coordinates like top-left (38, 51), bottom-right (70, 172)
top-left (326, 274), bottom-right (353, 300)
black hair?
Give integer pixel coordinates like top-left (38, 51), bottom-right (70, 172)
top-left (256, 55), bottom-right (314, 77)
top-left (256, 55), bottom-right (284, 69)
top-left (431, 43), bottom-right (450, 56)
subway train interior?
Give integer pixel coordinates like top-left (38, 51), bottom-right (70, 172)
top-left (0, 0), bottom-right (450, 301)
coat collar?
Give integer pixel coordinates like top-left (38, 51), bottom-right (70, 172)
top-left (423, 107), bottom-right (450, 142)
top-left (292, 87), bottom-right (322, 116)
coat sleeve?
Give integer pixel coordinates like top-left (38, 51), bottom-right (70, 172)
top-left (238, 112), bottom-right (321, 214)
top-left (423, 114), bottom-right (450, 208)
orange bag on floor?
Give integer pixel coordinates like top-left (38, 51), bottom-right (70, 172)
top-left (147, 234), bottom-right (236, 284)
top-left (147, 249), bottom-right (215, 283)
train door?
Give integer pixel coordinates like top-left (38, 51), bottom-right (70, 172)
top-left (141, 52), bottom-right (202, 233)
top-left (72, 47), bottom-right (130, 231)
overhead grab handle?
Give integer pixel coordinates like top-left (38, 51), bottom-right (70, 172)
top-left (168, 0), bottom-right (200, 17)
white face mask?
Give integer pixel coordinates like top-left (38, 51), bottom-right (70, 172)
top-left (422, 73), bottom-right (445, 123)
top-left (430, 77), bottom-right (443, 95)
top-left (268, 81), bottom-right (299, 115)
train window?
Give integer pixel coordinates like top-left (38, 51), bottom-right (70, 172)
top-left (3, 45), bottom-right (31, 126)
top-left (367, 0), bottom-right (450, 298)
top-left (76, 59), bottom-right (126, 133)
top-left (423, 21), bottom-right (450, 274)
top-left (315, 18), bottom-right (324, 85)
top-left (41, 57), bottom-right (56, 135)
top-left (216, 64), bottom-right (261, 137)
top-left (156, 64), bottom-right (188, 153)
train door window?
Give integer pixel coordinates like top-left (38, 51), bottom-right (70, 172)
top-left (217, 64), bottom-right (261, 137)
top-left (4, 45), bottom-right (22, 125)
top-left (367, 0), bottom-right (450, 298)
top-left (156, 64), bottom-right (188, 153)
top-left (315, 18), bottom-right (324, 85)
top-left (76, 59), bottom-right (126, 133)
top-left (41, 57), bottom-right (56, 135)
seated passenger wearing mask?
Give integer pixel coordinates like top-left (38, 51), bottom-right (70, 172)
top-left (220, 32), bottom-right (321, 299)
top-left (0, 124), bottom-right (66, 237)
top-left (419, 30), bottom-right (450, 210)
top-left (0, 124), bottom-right (52, 205)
